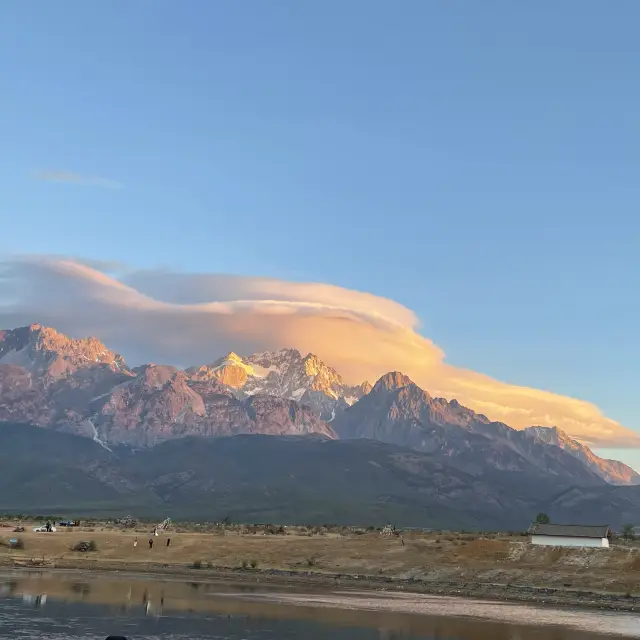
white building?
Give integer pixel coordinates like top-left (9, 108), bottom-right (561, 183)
top-left (529, 523), bottom-right (612, 548)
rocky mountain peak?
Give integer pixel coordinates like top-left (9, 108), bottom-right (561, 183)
top-left (179, 346), bottom-right (369, 421)
top-left (186, 348), bottom-right (369, 419)
top-left (247, 348), bottom-right (301, 367)
top-left (524, 425), bottom-right (579, 449)
top-left (359, 381), bottom-right (373, 395)
top-left (186, 352), bottom-right (255, 388)
top-left (0, 323), bottom-right (127, 379)
top-left (300, 353), bottom-right (346, 398)
top-left (302, 353), bottom-right (328, 376)
top-left (372, 371), bottom-right (415, 393)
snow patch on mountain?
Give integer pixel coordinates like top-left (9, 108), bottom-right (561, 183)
top-left (187, 348), bottom-right (371, 421)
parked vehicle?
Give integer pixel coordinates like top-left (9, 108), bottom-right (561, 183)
top-left (33, 525), bottom-right (57, 532)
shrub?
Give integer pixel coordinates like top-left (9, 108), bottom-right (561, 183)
top-left (250, 559), bottom-right (258, 569)
top-left (241, 559), bottom-right (249, 569)
top-left (192, 560), bottom-right (202, 569)
top-left (306, 555), bottom-right (318, 567)
top-left (72, 540), bottom-right (97, 552)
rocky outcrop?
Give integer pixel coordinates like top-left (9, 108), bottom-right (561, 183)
top-left (0, 365), bottom-right (52, 424)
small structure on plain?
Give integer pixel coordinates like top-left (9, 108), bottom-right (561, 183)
top-left (528, 523), bottom-right (612, 548)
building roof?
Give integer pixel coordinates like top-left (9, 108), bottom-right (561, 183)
top-left (529, 523), bottom-right (611, 538)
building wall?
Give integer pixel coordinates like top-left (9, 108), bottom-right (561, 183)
top-left (530, 535), bottom-right (609, 548)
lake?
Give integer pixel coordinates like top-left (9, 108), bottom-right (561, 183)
top-left (1, 571), bottom-right (639, 639)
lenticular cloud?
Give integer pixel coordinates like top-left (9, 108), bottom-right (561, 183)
top-left (0, 255), bottom-right (637, 448)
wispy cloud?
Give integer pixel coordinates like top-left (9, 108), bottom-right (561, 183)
top-left (33, 170), bottom-right (123, 189)
top-left (0, 255), bottom-right (638, 449)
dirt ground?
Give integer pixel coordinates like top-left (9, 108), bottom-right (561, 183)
top-left (1, 522), bottom-right (640, 607)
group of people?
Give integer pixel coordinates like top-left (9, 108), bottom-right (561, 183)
top-left (133, 536), bottom-right (171, 549)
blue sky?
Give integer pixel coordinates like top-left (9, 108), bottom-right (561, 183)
top-left (1, 2), bottom-right (639, 451)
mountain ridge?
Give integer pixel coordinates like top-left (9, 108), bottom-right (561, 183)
top-left (523, 425), bottom-right (640, 485)
top-left (332, 372), bottom-right (606, 485)
top-left (0, 323), bottom-right (637, 487)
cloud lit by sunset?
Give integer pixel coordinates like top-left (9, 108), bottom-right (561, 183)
top-left (0, 255), bottom-right (637, 449)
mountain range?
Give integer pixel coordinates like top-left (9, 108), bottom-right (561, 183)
top-left (1, 421), bottom-right (639, 529)
top-left (1, 323), bottom-right (639, 528)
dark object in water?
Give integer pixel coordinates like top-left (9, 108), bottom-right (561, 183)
top-left (106, 636), bottom-right (128, 640)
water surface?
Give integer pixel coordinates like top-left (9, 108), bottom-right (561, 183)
top-left (1, 571), bottom-right (638, 639)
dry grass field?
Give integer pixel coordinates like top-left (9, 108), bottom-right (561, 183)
top-left (1, 520), bottom-right (640, 598)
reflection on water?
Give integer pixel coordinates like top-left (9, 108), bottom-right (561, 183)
top-left (0, 571), bottom-right (638, 640)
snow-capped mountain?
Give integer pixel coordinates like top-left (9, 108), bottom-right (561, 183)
top-left (187, 348), bottom-right (371, 420)
top-left (2, 324), bottom-right (639, 489)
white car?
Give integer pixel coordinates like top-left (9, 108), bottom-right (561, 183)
top-left (32, 525), bottom-right (56, 532)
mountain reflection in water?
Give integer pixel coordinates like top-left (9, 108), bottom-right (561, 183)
top-left (0, 572), bottom-right (638, 640)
